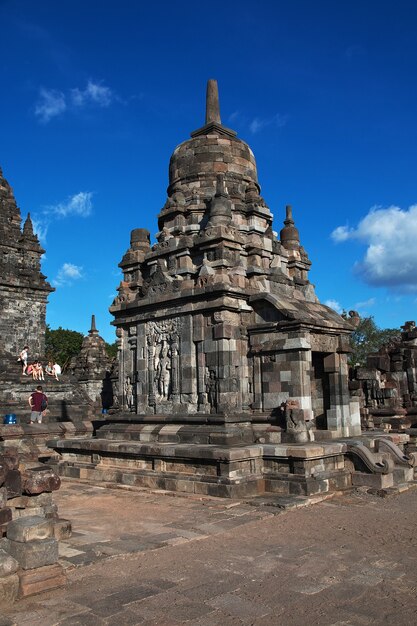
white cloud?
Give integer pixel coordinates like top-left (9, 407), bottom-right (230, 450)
top-left (355, 297), bottom-right (376, 310)
top-left (71, 80), bottom-right (113, 108)
top-left (34, 88), bottom-right (66, 123)
top-left (249, 113), bottom-right (287, 134)
top-left (31, 216), bottom-right (49, 243)
top-left (331, 225), bottom-right (352, 242)
top-left (46, 192), bottom-right (93, 218)
top-left (53, 262), bottom-right (83, 287)
top-left (324, 299), bottom-right (343, 313)
top-left (228, 110), bottom-right (240, 123)
top-left (34, 80), bottom-right (114, 123)
top-left (31, 192), bottom-right (93, 243)
top-left (332, 204), bottom-right (417, 290)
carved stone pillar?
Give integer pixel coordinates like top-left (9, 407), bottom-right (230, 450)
top-left (252, 354), bottom-right (262, 410)
top-left (193, 314), bottom-right (208, 412)
top-left (324, 352), bottom-right (360, 436)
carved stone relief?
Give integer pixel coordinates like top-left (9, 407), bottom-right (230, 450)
top-left (146, 319), bottom-right (181, 404)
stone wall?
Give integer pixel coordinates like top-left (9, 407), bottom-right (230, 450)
top-left (0, 287), bottom-right (48, 358)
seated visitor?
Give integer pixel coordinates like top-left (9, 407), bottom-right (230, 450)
top-left (45, 361), bottom-right (54, 377)
top-left (46, 361), bottom-right (61, 381)
top-left (52, 363), bottom-right (61, 381)
top-left (33, 361), bottom-right (44, 381)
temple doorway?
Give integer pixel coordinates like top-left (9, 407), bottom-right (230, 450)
top-left (311, 352), bottom-right (331, 429)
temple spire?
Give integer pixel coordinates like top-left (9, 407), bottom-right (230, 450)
top-left (205, 79), bottom-right (221, 125)
top-left (191, 80), bottom-right (236, 139)
top-left (89, 314), bottom-right (98, 336)
top-left (23, 212), bottom-right (35, 238)
top-left (280, 205), bottom-right (300, 251)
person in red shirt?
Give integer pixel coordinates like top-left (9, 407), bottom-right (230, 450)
top-left (28, 385), bottom-right (48, 424)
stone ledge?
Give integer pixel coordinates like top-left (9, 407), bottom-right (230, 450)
top-left (50, 439), bottom-right (264, 461)
top-left (262, 442), bottom-right (347, 458)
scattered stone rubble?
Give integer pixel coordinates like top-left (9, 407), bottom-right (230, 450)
top-left (0, 448), bottom-right (69, 606)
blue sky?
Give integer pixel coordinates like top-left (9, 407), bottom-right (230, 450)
top-left (1, 0), bottom-right (416, 343)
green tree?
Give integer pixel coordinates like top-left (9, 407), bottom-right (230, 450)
top-left (349, 316), bottom-right (400, 366)
top-left (105, 341), bottom-right (118, 359)
top-left (45, 325), bottom-right (84, 369)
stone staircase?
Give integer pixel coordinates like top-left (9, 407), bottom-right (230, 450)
top-left (345, 435), bottom-right (416, 490)
top-left (0, 351), bottom-right (94, 425)
top-left (0, 351), bottom-right (97, 463)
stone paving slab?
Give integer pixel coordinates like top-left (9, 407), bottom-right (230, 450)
top-left (2, 480), bottom-right (417, 625)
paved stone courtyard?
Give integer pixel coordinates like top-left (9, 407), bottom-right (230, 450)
top-left (2, 480), bottom-right (417, 625)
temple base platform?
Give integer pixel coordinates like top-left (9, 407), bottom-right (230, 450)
top-left (45, 413), bottom-right (417, 499)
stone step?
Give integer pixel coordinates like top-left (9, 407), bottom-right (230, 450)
top-left (18, 563), bottom-right (66, 598)
top-left (393, 467), bottom-right (414, 483)
top-left (351, 471), bottom-right (394, 489)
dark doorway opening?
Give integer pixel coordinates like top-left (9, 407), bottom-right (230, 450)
top-left (311, 352), bottom-right (331, 429)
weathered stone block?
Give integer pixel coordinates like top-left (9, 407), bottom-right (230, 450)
top-left (7, 493), bottom-right (53, 509)
top-left (0, 508), bottom-right (12, 525)
top-left (43, 504), bottom-right (58, 519)
top-left (7, 516), bottom-right (54, 543)
top-left (0, 488), bottom-right (6, 508)
top-left (21, 466), bottom-right (60, 495)
top-left (0, 548), bottom-right (19, 577)
top-left (18, 563), bottom-right (66, 598)
top-left (0, 573), bottom-right (19, 606)
top-left (53, 518), bottom-right (72, 540)
top-left (351, 472), bottom-right (394, 488)
top-left (0, 451), bottom-right (19, 472)
top-left (6, 537), bottom-right (58, 570)
top-left (4, 471), bottom-right (21, 499)
top-left (12, 506), bottom-right (45, 520)
top-left (355, 368), bottom-right (379, 380)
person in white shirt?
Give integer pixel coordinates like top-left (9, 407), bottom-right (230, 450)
top-left (19, 345), bottom-right (29, 375)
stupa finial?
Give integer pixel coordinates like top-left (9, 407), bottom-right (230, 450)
top-left (23, 212), bottom-right (35, 238)
top-left (205, 79), bottom-right (221, 125)
top-left (89, 314), bottom-right (98, 336)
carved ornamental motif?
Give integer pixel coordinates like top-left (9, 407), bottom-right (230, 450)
top-left (146, 319), bottom-right (181, 404)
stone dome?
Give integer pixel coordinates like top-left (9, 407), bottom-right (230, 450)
top-left (167, 80), bottom-right (259, 201)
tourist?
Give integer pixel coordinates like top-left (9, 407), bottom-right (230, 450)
top-left (18, 345), bottom-right (29, 375)
top-left (46, 361), bottom-right (61, 381)
top-left (28, 385), bottom-right (48, 424)
top-left (27, 363), bottom-right (35, 378)
top-left (52, 362), bottom-right (61, 381)
top-left (45, 362), bottom-right (53, 377)
top-left (38, 362), bottom-right (45, 381)
top-left (33, 361), bottom-right (44, 381)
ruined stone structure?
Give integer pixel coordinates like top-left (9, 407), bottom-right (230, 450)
top-left (69, 315), bottom-right (113, 408)
top-left (351, 320), bottom-right (417, 430)
top-left (0, 170), bottom-right (98, 447)
top-left (0, 168), bottom-right (53, 358)
top-left (0, 449), bottom-right (68, 605)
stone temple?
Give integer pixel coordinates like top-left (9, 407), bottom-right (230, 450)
top-left (110, 80), bottom-right (358, 431)
top-left (0, 169), bottom-right (53, 357)
top-left (50, 81), bottom-right (415, 497)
